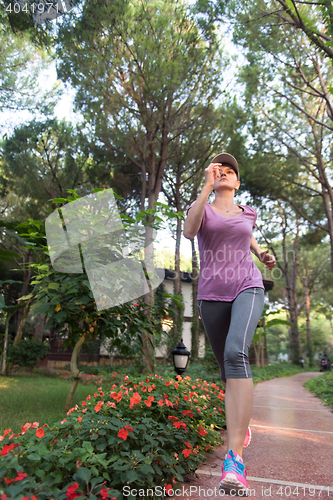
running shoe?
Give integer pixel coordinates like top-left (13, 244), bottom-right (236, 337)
top-left (219, 449), bottom-right (248, 497)
top-left (243, 426), bottom-right (252, 448)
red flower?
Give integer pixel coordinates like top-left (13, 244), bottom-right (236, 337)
top-left (78, 416), bottom-right (82, 422)
top-left (198, 424), bottom-right (208, 436)
top-left (3, 429), bottom-right (11, 437)
top-left (184, 442), bottom-right (192, 448)
top-left (124, 425), bottom-right (133, 432)
top-left (173, 421), bottom-right (187, 431)
top-left (144, 395), bottom-right (154, 407)
top-left (15, 471), bottom-right (28, 481)
top-left (100, 486), bottom-right (110, 499)
top-left (81, 401), bottom-right (87, 407)
top-left (95, 401), bottom-right (104, 412)
top-left (21, 423), bottom-right (31, 434)
top-left (118, 428), bottom-right (129, 440)
top-left (66, 482), bottom-right (81, 500)
top-left (115, 391), bottom-right (123, 402)
top-left (1, 494), bottom-right (8, 499)
top-left (165, 399), bottom-right (173, 407)
top-left (168, 416), bottom-right (178, 422)
top-left (129, 392), bottom-right (141, 409)
top-left (183, 410), bottom-right (193, 417)
top-left (183, 395), bottom-right (190, 401)
top-left (164, 483), bottom-right (173, 495)
top-left (36, 427), bottom-right (45, 438)
top-left (158, 399), bottom-right (164, 406)
top-left (182, 448), bottom-right (192, 458)
top-left (86, 395), bottom-right (91, 401)
top-left (1, 443), bottom-right (15, 456)
top-left (4, 478), bottom-right (14, 485)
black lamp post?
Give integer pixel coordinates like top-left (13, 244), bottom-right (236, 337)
top-left (171, 339), bottom-right (190, 378)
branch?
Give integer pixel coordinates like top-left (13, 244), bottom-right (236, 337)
top-left (263, 82), bottom-right (333, 131)
top-left (278, 193), bottom-right (328, 231)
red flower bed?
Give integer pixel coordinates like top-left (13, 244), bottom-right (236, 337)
top-left (0, 373), bottom-right (225, 499)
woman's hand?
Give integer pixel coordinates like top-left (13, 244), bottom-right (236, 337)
top-left (259, 250), bottom-right (276, 270)
top-left (204, 163), bottom-right (222, 190)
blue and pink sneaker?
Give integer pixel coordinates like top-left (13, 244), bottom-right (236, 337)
top-left (219, 449), bottom-right (248, 497)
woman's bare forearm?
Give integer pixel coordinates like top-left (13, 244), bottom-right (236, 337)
top-left (183, 185), bottom-right (211, 239)
top-left (250, 235), bottom-right (262, 259)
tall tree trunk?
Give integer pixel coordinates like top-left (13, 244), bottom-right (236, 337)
top-left (261, 318), bottom-right (266, 367)
top-left (141, 215), bottom-right (155, 374)
top-left (304, 259), bottom-right (313, 366)
top-left (172, 214), bottom-right (182, 343)
top-left (1, 314), bottom-right (11, 375)
top-left (283, 218), bottom-right (301, 364)
top-left (14, 249), bottom-right (33, 328)
top-left (140, 116), bottom-right (170, 373)
top-left (34, 313), bottom-right (45, 343)
top-left (6, 297), bottom-right (34, 373)
top-left (13, 297), bottom-right (34, 346)
top-left (253, 342), bottom-right (260, 368)
top-left (65, 333), bottom-right (85, 412)
top-left (191, 237), bottom-right (199, 360)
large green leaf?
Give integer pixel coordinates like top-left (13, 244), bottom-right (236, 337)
top-left (265, 318), bottom-right (294, 328)
top-left (0, 248), bottom-right (21, 261)
top-left (73, 467), bottom-right (92, 484)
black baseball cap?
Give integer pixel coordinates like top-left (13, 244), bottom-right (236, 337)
top-left (211, 153), bottom-right (239, 180)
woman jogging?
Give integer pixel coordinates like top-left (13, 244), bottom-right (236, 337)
top-left (183, 153), bottom-right (276, 497)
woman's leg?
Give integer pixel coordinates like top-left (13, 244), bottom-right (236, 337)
top-left (197, 300), bottom-right (231, 384)
top-left (225, 378), bottom-right (253, 459)
top-left (224, 287), bottom-right (265, 458)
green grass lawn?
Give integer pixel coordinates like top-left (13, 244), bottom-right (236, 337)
top-left (0, 373), bottom-right (94, 435)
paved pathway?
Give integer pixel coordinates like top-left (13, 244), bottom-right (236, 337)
top-left (171, 372), bottom-right (333, 499)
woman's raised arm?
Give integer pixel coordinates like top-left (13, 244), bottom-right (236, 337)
top-left (183, 163), bottom-right (220, 239)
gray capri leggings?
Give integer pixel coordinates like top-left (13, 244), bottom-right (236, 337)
top-left (197, 287), bottom-right (265, 383)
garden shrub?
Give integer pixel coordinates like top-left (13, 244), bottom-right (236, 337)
top-left (304, 370), bottom-right (333, 409)
top-left (7, 339), bottom-right (50, 374)
top-left (0, 373), bottom-right (226, 500)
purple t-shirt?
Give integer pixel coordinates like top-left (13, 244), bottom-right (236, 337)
top-left (186, 202), bottom-right (264, 301)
